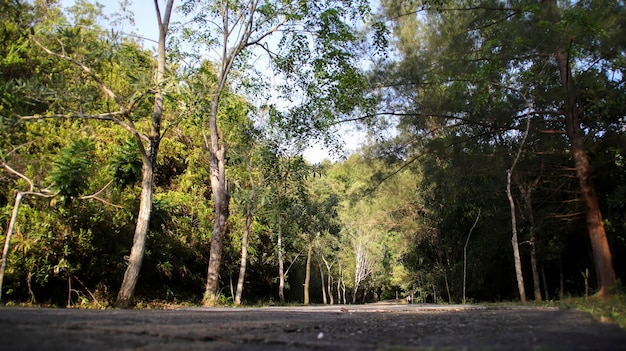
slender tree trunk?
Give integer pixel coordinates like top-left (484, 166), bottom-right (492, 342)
top-left (443, 267), bottom-right (451, 303)
top-left (0, 191), bottom-right (23, 303)
top-left (115, 0), bottom-right (173, 308)
top-left (277, 216), bottom-right (285, 304)
top-left (463, 209), bottom-right (481, 304)
top-left (229, 275), bottom-right (234, 301)
top-left (327, 272), bottom-right (334, 305)
top-left (541, 266), bottom-right (549, 300)
top-left (507, 170), bottom-right (526, 304)
top-left (519, 178), bottom-right (543, 302)
top-left (341, 277), bottom-right (347, 304)
top-left (337, 264), bottom-right (342, 304)
top-left (319, 261), bottom-right (327, 304)
top-left (234, 213), bottom-right (252, 305)
top-left (27, 270), bottom-right (35, 304)
top-left (303, 239), bottom-right (313, 305)
top-left (506, 108), bottom-right (531, 304)
top-left (559, 258), bottom-right (564, 300)
top-left (555, 49), bottom-right (616, 296)
top-left (204, 155), bottom-right (229, 305)
top-left (322, 255), bottom-right (334, 305)
top-left (203, 90), bottom-right (231, 306)
top-left (530, 237), bottom-right (542, 301)
top-left (116, 161), bottom-right (155, 308)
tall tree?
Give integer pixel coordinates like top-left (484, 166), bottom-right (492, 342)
top-left (115, 0), bottom-right (175, 308)
top-left (14, 0), bottom-right (175, 307)
top-left (180, 0), bottom-right (373, 305)
top-left (299, 170), bottom-right (340, 305)
top-left (379, 0), bottom-right (624, 297)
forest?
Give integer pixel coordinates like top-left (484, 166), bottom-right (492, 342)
top-left (0, 0), bottom-right (624, 309)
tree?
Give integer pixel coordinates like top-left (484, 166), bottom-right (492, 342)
top-left (114, 0), bottom-right (175, 308)
top-left (12, 0), bottom-right (176, 307)
top-left (299, 169), bottom-right (340, 305)
top-left (0, 162), bottom-right (56, 303)
top-left (180, 0), bottom-right (373, 305)
top-left (270, 153), bottom-right (310, 304)
top-left (506, 111), bottom-right (531, 304)
top-left (378, 0), bottom-right (624, 297)
top-left (230, 126), bottom-right (275, 305)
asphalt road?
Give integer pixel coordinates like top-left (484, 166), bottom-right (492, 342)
top-left (1, 303), bottom-right (625, 350)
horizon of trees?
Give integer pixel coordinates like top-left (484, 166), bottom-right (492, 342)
top-left (0, 0), bottom-right (624, 308)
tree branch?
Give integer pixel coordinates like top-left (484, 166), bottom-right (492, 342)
top-left (31, 36), bottom-right (128, 115)
top-left (18, 112), bottom-right (149, 143)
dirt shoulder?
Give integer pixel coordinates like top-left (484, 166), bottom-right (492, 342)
top-left (1, 303), bottom-right (625, 350)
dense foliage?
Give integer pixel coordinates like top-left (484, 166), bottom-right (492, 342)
top-left (0, 0), bottom-right (624, 307)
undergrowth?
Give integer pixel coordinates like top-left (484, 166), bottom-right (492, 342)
top-left (548, 293), bottom-right (626, 328)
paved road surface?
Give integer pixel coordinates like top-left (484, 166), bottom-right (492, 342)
top-left (1, 303), bottom-right (625, 350)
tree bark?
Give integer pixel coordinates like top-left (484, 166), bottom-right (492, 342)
top-left (303, 239), bottom-right (313, 305)
top-left (559, 258), bottom-right (564, 299)
top-left (319, 260), bottom-right (327, 304)
top-left (463, 209), bottom-right (481, 304)
top-left (322, 255), bottom-right (334, 305)
top-left (203, 76), bottom-right (231, 306)
top-left (555, 49), bottom-right (616, 296)
top-left (519, 177), bottom-right (542, 302)
top-left (337, 264), bottom-right (342, 304)
top-left (506, 106), bottom-right (531, 304)
top-left (234, 213), bottom-right (252, 305)
top-left (0, 192), bottom-right (24, 303)
top-left (203, 147), bottom-right (229, 305)
top-left (115, 162), bottom-right (154, 308)
top-left (277, 216), bottom-right (285, 304)
top-left (507, 169), bottom-right (526, 304)
top-left (530, 237), bottom-right (542, 301)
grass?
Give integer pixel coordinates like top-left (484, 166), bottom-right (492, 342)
top-left (481, 290), bottom-right (626, 329)
top-left (548, 294), bottom-right (626, 328)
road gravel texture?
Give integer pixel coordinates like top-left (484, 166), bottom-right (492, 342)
top-left (1, 303), bottom-right (625, 350)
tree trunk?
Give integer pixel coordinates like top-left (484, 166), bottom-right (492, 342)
top-left (520, 179), bottom-right (542, 302)
top-left (341, 276), bottom-right (347, 304)
top-left (507, 169), bottom-right (527, 304)
top-left (115, 0), bottom-right (173, 308)
top-left (463, 209), bottom-right (481, 304)
top-left (555, 49), bottom-right (616, 296)
top-left (530, 237), bottom-right (542, 301)
top-left (520, 182), bottom-right (542, 301)
top-left (203, 161), bottom-right (229, 305)
top-left (506, 109), bottom-right (531, 304)
top-left (443, 266), bottom-right (451, 303)
top-left (303, 239), bottom-right (313, 305)
top-left (277, 216), bottom-right (285, 304)
top-left (116, 161), bottom-right (155, 308)
top-left (203, 87), bottom-right (231, 306)
top-left (541, 266), bottom-right (549, 300)
top-left (0, 192), bottom-right (24, 303)
top-left (337, 264), bottom-right (342, 304)
top-left (319, 261), bottom-right (327, 304)
top-left (234, 213), bottom-right (252, 305)
top-left (322, 255), bottom-right (334, 305)
top-left (559, 258), bottom-right (564, 300)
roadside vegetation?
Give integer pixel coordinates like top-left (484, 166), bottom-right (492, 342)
top-left (1, 0), bottom-right (624, 312)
